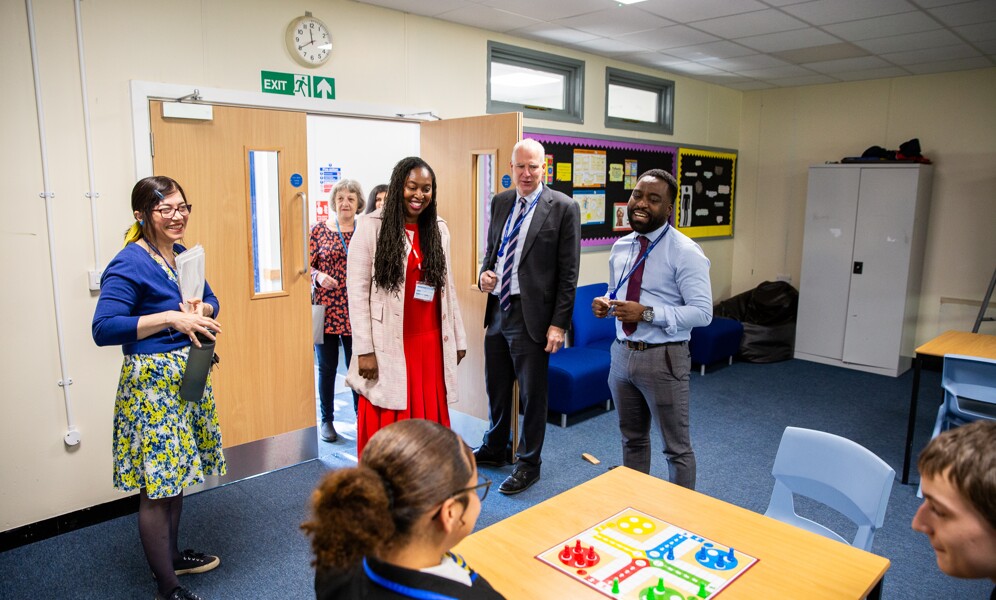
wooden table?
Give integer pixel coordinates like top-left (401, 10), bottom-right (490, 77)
top-left (455, 468), bottom-right (889, 599)
top-left (900, 330), bottom-right (996, 483)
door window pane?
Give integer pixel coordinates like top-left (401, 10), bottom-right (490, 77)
top-left (248, 150), bottom-right (283, 294)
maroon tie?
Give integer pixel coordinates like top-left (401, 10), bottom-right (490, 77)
top-left (623, 235), bottom-right (649, 336)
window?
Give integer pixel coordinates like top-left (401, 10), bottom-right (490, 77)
top-left (488, 41), bottom-right (584, 124)
top-left (605, 67), bottom-right (674, 135)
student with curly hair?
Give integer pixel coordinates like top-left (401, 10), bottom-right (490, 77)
top-left (302, 420), bottom-right (504, 599)
top-left (345, 157), bottom-right (467, 456)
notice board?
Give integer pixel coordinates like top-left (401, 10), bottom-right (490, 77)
top-left (525, 131), bottom-right (676, 247)
top-left (674, 148), bottom-right (736, 239)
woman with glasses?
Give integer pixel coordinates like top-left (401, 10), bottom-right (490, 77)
top-left (92, 176), bottom-right (225, 600)
top-left (346, 157), bottom-right (467, 457)
top-left (311, 179), bottom-right (364, 443)
top-left (303, 419), bottom-right (504, 599)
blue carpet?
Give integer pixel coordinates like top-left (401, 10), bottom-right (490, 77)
top-left (0, 359), bottom-right (991, 598)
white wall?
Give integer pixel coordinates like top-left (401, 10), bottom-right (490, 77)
top-left (0, 0), bottom-right (740, 531)
top-left (4, 0), bottom-right (992, 532)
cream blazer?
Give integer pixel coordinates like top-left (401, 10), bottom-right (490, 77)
top-left (345, 210), bottom-right (467, 410)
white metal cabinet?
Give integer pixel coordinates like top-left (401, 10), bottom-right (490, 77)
top-left (795, 164), bottom-right (932, 376)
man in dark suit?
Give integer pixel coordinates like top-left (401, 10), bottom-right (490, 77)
top-left (476, 138), bottom-right (581, 494)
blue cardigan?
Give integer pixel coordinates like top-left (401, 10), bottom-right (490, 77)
top-left (92, 243), bottom-right (220, 355)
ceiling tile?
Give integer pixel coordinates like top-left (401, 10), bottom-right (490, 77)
top-left (882, 43), bottom-right (981, 65)
top-left (953, 21), bottom-right (996, 43)
top-left (903, 56), bottom-right (994, 74)
top-left (475, 0), bottom-right (611, 21)
top-left (691, 9), bottom-right (809, 38)
top-left (437, 5), bottom-right (542, 32)
top-left (928, 0), bottom-right (996, 27)
top-left (976, 39), bottom-right (996, 54)
top-left (698, 54), bottom-right (790, 71)
top-left (636, 0), bottom-right (767, 23)
top-left (765, 73), bottom-right (839, 86)
top-left (725, 80), bottom-right (777, 90)
top-left (736, 27), bottom-right (840, 53)
top-left (665, 40), bottom-right (757, 61)
top-left (822, 11), bottom-right (942, 41)
top-left (663, 62), bottom-right (728, 75)
top-left (616, 25), bottom-right (720, 51)
top-left (569, 37), bottom-right (648, 56)
top-left (356, 0), bottom-right (470, 17)
top-left (555, 7), bottom-right (673, 37)
top-left (856, 29), bottom-right (964, 54)
top-left (771, 42), bottom-right (870, 64)
top-left (780, 0), bottom-right (918, 26)
top-left (740, 63), bottom-right (818, 78)
top-left (834, 66), bottom-right (913, 81)
top-left (507, 23), bottom-right (601, 45)
top-left (804, 55), bottom-right (891, 74)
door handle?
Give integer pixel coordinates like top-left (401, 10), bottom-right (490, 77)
top-left (299, 192), bottom-right (309, 275)
top-left (853, 261), bottom-right (863, 274)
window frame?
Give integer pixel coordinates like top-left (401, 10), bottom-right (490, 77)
top-left (487, 41), bottom-right (584, 124)
top-left (604, 67), bottom-right (674, 135)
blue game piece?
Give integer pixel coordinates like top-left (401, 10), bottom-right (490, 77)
top-left (716, 556), bottom-right (725, 568)
top-left (666, 547), bottom-right (674, 561)
top-left (727, 547), bottom-right (735, 560)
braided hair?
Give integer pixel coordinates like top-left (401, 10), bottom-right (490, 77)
top-left (373, 157), bottom-right (446, 295)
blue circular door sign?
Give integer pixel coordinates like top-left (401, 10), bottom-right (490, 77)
top-left (501, 174), bottom-right (511, 189)
top-left (290, 173), bottom-right (303, 188)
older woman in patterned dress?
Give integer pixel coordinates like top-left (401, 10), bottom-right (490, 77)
top-left (311, 179), bottom-right (364, 443)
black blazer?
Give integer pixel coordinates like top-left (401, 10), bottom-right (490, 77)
top-left (480, 186), bottom-right (581, 344)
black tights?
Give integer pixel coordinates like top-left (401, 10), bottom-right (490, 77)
top-left (139, 489), bottom-right (183, 595)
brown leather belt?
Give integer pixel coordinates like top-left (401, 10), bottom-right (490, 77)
top-left (616, 339), bottom-right (686, 351)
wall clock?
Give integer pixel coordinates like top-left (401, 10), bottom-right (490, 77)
top-left (286, 13), bottom-right (332, 67)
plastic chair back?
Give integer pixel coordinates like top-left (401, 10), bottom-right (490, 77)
top-left (941, 354), bottom-right (996, 423)
top-left (764, 427), bottom-right (895, 552)
top-left (571, 283), bottom-right (615, 348)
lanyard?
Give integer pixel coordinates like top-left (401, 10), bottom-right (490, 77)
top-left (334, 219), bottom-right (350, 256)
top-left (497, 195), bottom-right (539, 258)
top-left (148, 242), bottom-right (178, 279)
top-left (608, 224), bottom-right (669, 300)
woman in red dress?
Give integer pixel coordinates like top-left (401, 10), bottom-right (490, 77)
top-left (346, 157), bottom-right (467, 456)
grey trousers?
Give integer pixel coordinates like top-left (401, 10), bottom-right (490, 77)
top-left (609, 340), bottom-right (696, 489)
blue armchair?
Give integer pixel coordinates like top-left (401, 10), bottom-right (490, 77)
top-left (547, 283), bottom-right (615, 427)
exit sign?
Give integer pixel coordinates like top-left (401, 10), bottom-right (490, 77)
top-left (261, 71), bottom-right (335, 99)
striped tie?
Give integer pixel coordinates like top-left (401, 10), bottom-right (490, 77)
top-left (499, 198), bottom-right (527, 312)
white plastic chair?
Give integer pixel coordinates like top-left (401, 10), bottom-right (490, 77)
top-left (933, 354), bottom-right (996, 434)
top-left (764, 427), bottom-right (895, 552)
top-left (917, 354), bottom-right (996, 497)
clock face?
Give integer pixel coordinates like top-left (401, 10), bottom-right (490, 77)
top-left (287, 16), bottom-right (331, 67)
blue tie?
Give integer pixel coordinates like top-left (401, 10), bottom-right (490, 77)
top-left (499, 198), bottom-right (527, 312)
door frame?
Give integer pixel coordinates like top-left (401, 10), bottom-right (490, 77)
top-left (129, 80), bottom-right (432, 179)
top-left (131, 82), bottom-right (434, 491)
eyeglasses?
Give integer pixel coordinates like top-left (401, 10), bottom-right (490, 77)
top-left (155, 204), bottom-right (192, 218)
top-left (451, 475), bottom-right (492, 503)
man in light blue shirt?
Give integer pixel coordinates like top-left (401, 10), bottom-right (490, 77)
top-left (592, 169), bottom-right (712, 489)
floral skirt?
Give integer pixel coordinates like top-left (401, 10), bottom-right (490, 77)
top-left (113, 349), bottom-right (226, 499)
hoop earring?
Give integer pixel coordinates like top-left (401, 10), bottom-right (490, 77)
top-left (139, 220), bottom-right (144, 226)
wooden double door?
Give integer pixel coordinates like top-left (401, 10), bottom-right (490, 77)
top-left (151, 102), bottom-right (519, 451)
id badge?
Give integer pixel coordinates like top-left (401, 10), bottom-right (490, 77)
top-left (413, 281), bottom-right (436, 302)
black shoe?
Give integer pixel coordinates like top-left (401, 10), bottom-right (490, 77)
top-left (320, 422), bottom-right (338, 443)
top-left (499, 469), bottom-right (540, 495)
top-left (174, 549), bottom-right (220, 575)
top-left (473, 446), bottom-right (509, 467)
top-left (155, 585), bottom-right (205, 600)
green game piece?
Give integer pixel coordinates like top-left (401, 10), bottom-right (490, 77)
top-left (612, 578), bottom-right (620, 594)
top-left (697, 580), bottom-right (709, 598)
top-left (657, 577), bottom-right (665, 591)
